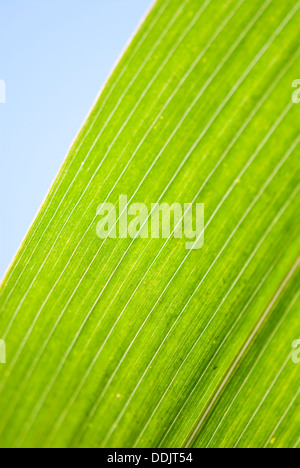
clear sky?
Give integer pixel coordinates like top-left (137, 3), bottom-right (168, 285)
top-left (0, 0), bottom-right (153, 278)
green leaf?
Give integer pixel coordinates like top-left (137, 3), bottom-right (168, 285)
top-left (0, 0), bottom-right (299, 448)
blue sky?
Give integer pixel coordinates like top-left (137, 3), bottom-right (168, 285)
top-left (0, 0), bottom-right (152, 278)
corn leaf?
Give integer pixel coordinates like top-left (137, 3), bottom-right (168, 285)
top-left (0, 0), bottom-right (299, 448)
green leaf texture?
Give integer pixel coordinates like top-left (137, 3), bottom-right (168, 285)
top-left (0, 0), bottom-right (299, 448)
